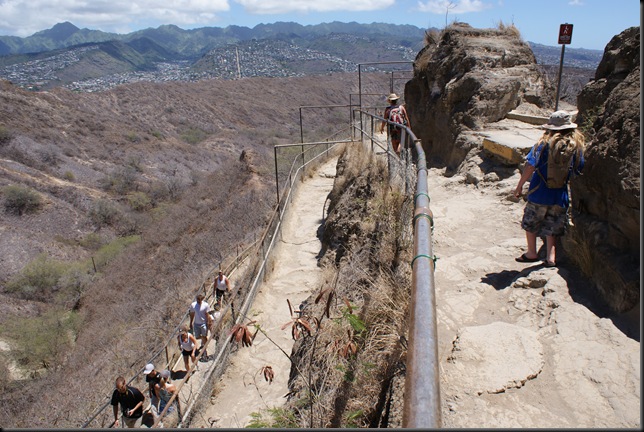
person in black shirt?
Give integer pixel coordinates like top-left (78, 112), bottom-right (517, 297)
top-left (111, 376), bottom-right (145, 428)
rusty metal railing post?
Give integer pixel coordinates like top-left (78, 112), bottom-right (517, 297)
top-left (299, 107), bottom-right (304, 144)
top-left (274, 146), bottom-right (280, 214)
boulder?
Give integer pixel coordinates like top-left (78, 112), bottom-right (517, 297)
top-left (405, 23), bottom-right (552, 174)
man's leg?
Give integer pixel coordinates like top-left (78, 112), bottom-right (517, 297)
top-left (545, 235), bottom-right (556, 263)
top-left (525, 231), bottom-right (539, 259)
top-left (392, 138), bottom-right (400, 154)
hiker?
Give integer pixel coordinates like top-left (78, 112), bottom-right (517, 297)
top-left (379, 93), bottom-right (410, 155)
top-left (213, 270), bottom-right (231, 308)
top-left (189, 294), bottom-right (213, 358)
top-left (143, 363), bottom-right (161, 418)
top-left (177, 329), bottom-right (198, 373)
top-left (513, 110), bottom-right (585, 267)
top-left (157, 370), bottom-right (179, 428)
top-left (111, 376), bottom-right (145, 428)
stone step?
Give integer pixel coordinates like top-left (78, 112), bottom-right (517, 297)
top-left (481, 109), bottom-right (579, 165)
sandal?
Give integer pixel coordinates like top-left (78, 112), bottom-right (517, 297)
top-left (543, 260), bottom-right (557, 268)
top-left (515, 253), bottom-right (540, 263)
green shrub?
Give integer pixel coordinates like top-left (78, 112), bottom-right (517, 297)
top-left (0, 124), bottom-right (12, 145)
top-left (180, 126), bottom-right (208, 145)
top-left (0, 308), bottom-right (82, 371)
top-left (2, 185), bottom-right (42, 215)
top-left (99, 166), bottom-right (139, 195)
top-left (62, 171), bottom-right (75, 181)
top-left (91, 235), bottom-right (140, 270)
top-left (6, 253), bottom-right (68, 299)
top-left (125, 131), bottom-right (141, 143)
top-left (89, 199), bottom-right (121, 227)
top-left (247, 407), bottom-right (298, 428)
top-left (79, 233), bottom-right (103, 250)
top-left (127, 191), bottom-right (152, 211)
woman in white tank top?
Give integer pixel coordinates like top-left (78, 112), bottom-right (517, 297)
top-left (177, 330), bottom-right (197, 373)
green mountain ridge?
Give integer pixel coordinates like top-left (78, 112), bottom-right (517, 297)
top-left (0, 21), bottom-right (603, 91)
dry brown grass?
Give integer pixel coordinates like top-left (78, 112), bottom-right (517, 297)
top-left (0, 72), bottom-right (364, 428)
top-left (282, 142), bottom-right (413, 428)
top-left (496, 20), bottom-right (522, 39)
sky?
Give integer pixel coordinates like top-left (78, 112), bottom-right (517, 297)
top-left (0, 0), bottom-right (639, 50)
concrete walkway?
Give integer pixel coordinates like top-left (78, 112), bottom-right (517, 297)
top-left (190, 158), bottom-right (338, 428)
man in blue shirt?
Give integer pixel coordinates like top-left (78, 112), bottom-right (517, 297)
top-left (513, 110), bottom-right (585, 267)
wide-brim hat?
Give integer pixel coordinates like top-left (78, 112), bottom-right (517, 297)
top-left (387, 93), bottom-right (400, 101)
top-left (542, 110), bottom-right (577, 130)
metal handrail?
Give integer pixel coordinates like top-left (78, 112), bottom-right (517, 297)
top-left (354, 110), bottom-right (441, 428)
top-left (82, 107), bottom-right (439, 428)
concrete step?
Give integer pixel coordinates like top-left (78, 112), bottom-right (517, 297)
top-left (481, 109), bottom-right (578, 165)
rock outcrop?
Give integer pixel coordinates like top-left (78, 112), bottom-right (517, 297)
top-left (565, 26), bottom-right (640, 313)
top-left (405, 23), bottom-right (552, 174)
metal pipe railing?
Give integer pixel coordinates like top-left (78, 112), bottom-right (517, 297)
top-left (150, 138), bottom-right (347, 428)
top-left (83, 106), bottom-right (439, 428)
top-left (354, 110), bottom-right (441, 428)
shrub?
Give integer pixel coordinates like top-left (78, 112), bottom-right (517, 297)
top-left (39, 147), bottom-right (59, 166)
top-left (127, 191), bottom-right (152, 211)
top-left (62, 171), bottom-right (75, 181)
top-left (247, 407), bottom-right (298, 428)
top-left (99, 166), bottom-right (138, 195)
top-left (91, 235), bottom-right (140, 271)
top-left (79, 232), bottom-right (103, 250)
top-left (0, 308), bottom-right (82, 371)
top-left (0, 125), bottom-right (12, 145)
top-left (180, 126), bottom-right (208, 145)
top-left (2, 185), bottom-right (42, 215)
top-left (5, 253), bottom-right (67, 299)
top-left (126, 156), bottom-right (143, 173)
top-left (0, 356), bottom-right (11, 392)
top-left (89, 198), bottom-right (121, 227)
top-left (125, 132), bottom-right (141, 143)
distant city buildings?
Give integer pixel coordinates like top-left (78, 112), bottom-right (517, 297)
top-left (0, 38), bottom-right (597, 93)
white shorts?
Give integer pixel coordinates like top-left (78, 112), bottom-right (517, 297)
top-left (193, 323), bottom-right (208, 339)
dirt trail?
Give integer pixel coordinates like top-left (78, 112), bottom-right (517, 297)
top-left (192, 158), bottom-right (338, 428)
top-left (192, 145), bottom-right (639, 428)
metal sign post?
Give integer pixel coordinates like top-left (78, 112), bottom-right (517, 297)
top-left (555, 23), bottom-right (573, 111)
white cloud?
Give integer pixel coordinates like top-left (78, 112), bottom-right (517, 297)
top-left (568, 0), bottom-right (584, 5)
top-left (235, 0), bottom-right (394, 14)
top-left (417, 0), bottom-right (490, 14)
top-left (0, 0), bottom-right (230, 37)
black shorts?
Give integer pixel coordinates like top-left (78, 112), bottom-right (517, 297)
top-left (182, 349), bottom-right (194, 357)
top-left (215, 290), bottom-right (226, 302)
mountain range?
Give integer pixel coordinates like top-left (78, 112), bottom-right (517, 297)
top-left (0, 21), bottom-right (604, 91)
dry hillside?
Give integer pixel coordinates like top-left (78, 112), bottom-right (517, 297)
top-left (0, 72), bottom-right (397, 428)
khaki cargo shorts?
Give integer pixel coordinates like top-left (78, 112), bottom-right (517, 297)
top-left (520, 201), bottom-right (567, 237)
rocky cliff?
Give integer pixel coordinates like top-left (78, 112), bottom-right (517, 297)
top-left (405, 23), bottom-right (553, 173)
top-left (565, 26), bottom-right (640, 313)
top-left (405, 23), bottom-right (639, 313)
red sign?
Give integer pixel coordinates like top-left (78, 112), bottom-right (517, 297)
top-left (558, 24), bottom-right (573, 45)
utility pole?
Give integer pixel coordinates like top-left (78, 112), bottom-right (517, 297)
top-left (235, 47), bottom-right (241, 79)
